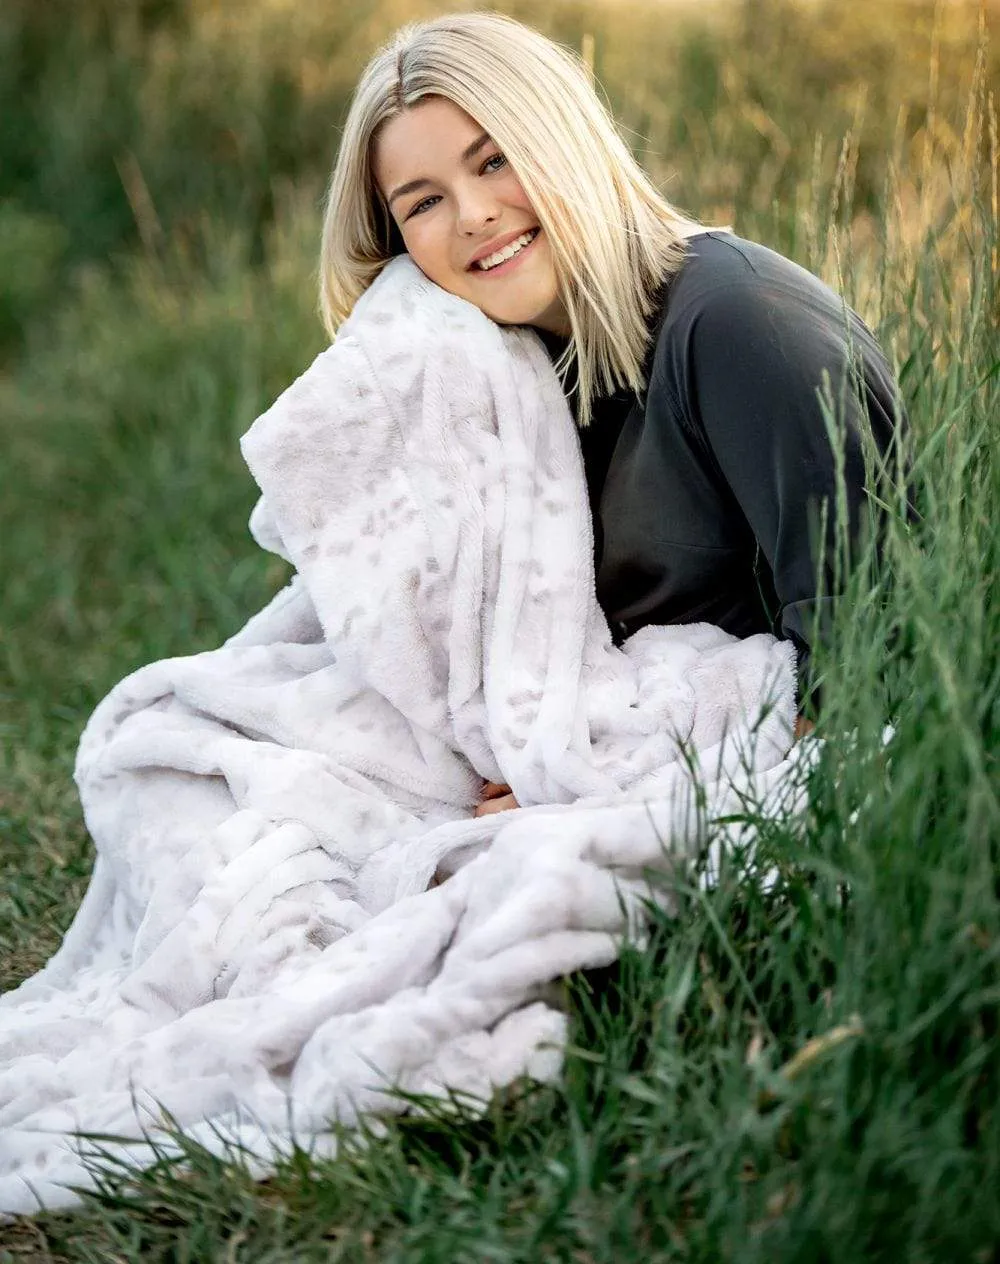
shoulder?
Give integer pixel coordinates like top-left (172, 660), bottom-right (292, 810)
top-left (648, 232), bottom-right (870, 397)
top-left (657, 232), bottom-right (848, 343)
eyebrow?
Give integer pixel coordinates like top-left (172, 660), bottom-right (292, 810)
top-left (387, 131), bottom-right (492, 208)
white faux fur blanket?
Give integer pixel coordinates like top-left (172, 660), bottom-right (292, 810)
top-left (0, 255), bottom-right (801, 1216)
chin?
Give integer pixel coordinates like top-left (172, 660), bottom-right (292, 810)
top-left (483, 300), bottom-right (552, 328)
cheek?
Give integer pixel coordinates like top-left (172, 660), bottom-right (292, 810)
top-left (503, 174), bottom-right (537, 216)
top-left (403, 223), bottom-right (448, 271)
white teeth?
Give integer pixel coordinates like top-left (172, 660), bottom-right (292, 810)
top-left (475, 228), bottom-right (538, 271)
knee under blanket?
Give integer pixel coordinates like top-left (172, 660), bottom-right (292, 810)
top-left (0, 255), bottom-right (802, 1216)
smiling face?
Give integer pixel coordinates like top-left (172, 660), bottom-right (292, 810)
top-left (372, 96), bottom-right (570, 336)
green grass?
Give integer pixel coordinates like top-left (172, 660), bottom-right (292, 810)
top-left (2, 0), bottom-right (999, 1259)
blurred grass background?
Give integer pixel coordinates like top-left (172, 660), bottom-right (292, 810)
top-left (1, 0), bottom-right (999, 1258)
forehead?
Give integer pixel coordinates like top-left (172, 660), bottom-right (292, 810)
top-left (373, 97), bottom-right (485, 186)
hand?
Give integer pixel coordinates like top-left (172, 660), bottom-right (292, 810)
top-left (473, 781), bottom-right (520, 817)
top-left (794, 715), bottom-right (815, 740)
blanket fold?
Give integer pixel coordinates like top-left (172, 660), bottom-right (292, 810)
top-left (0, 255), bottom-right (800, 1216)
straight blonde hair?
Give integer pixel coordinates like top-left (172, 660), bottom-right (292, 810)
top-left (319, 10), bottom-right (705, 430)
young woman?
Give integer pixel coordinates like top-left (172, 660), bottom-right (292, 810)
top-left (319, 11), bottom-right (906, 818)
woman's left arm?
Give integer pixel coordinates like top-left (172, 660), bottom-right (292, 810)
top-left (681, 278), bottom-right (906, 711)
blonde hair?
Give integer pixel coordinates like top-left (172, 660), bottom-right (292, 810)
top-left (319, 10), bottom-right (705, 429)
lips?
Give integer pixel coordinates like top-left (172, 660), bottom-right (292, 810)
top-left (467, 227), bottom-right (540, 271)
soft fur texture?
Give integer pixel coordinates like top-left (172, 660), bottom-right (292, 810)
top-left (0, 256), bottom-right (801, 1216)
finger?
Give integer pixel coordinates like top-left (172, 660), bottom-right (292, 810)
top-left (481, 781), bottom-right (513, 800)
top-left (473, 794), bottom-right (519, 817)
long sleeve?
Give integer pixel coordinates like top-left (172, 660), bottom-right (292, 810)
top-left (676, 274), bottom-right (904, 710)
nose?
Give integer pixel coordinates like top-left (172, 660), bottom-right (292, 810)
top-left (455, 179), bottom-right (501, 236)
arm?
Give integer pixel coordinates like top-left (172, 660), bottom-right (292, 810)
top-left (677, 278), bottom-right (904, 712)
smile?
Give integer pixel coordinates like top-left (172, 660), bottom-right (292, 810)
top-left (470, 227), bottom-right (541, 276)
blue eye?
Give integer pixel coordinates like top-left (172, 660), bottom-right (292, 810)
top-left (409, 194), bottom-right (439, 217)
top-left (406, 152), bottom-right (508, 218)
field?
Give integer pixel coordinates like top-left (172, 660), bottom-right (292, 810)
top-left (1, 0), bottom-right (998, 1258)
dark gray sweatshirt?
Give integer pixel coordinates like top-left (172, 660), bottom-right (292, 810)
top-left (539, 231), bottom-right (907, 711)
